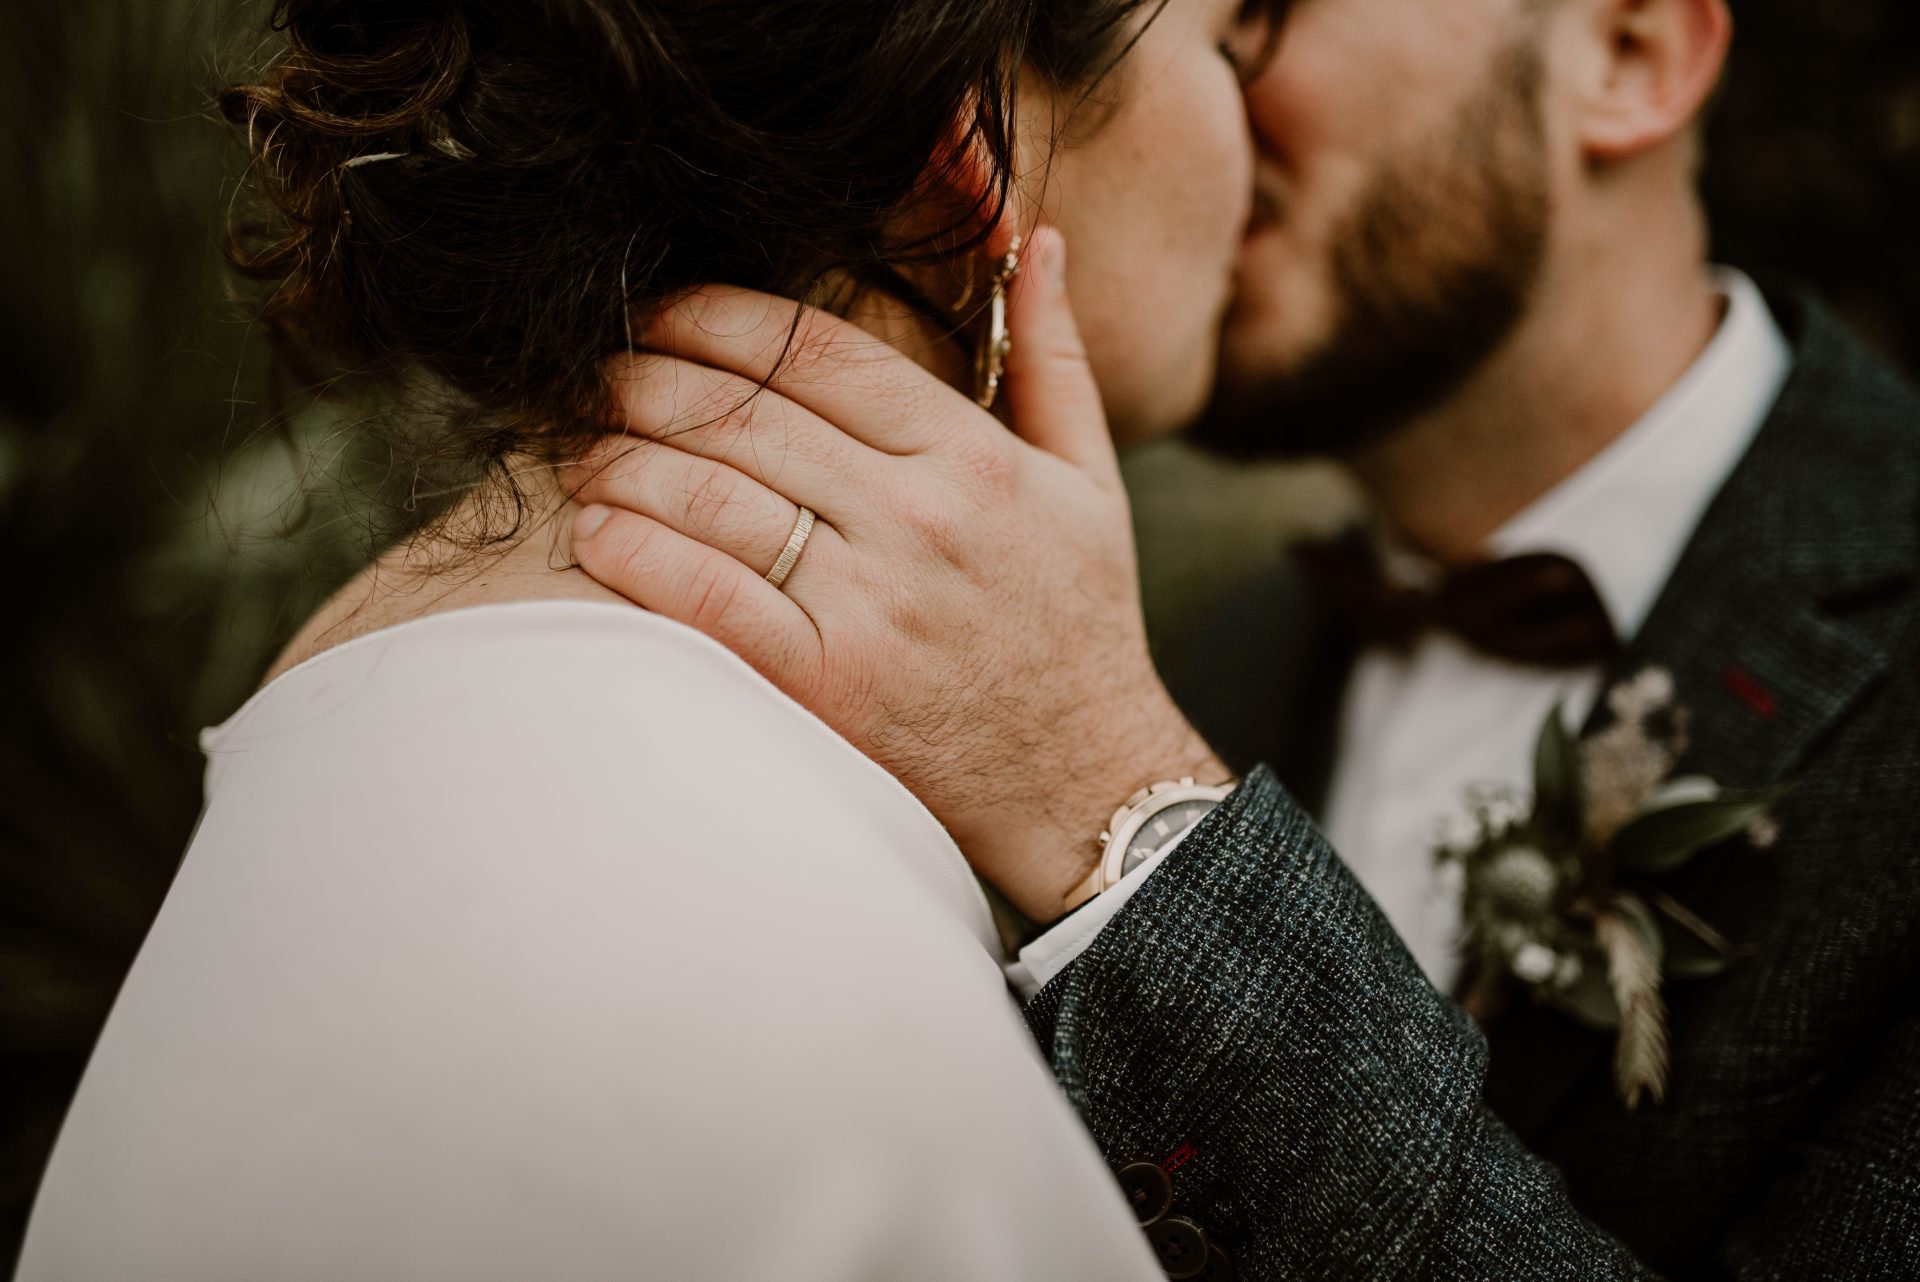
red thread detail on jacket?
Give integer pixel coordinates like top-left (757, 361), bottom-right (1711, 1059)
top-left (1162, 1143), bottom-right (1199, 1174)
top-left (1723, 665), bottom-right (1779, 719)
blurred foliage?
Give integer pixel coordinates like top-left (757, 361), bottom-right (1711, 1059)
top-left (1703, 0), bottom-right (1920, 372)
top-left (0, 0), bottom-right (1915, 1265)
top-left (0, 0), bottom-right (372, 1263)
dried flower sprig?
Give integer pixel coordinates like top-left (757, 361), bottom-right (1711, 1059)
top-left (1437, 668), bottom-right (1788, 1108)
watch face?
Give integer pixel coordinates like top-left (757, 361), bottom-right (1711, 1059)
top-left (1119, 799), bottom-right (1220, 877)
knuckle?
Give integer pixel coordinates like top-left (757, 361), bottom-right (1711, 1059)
top-left (785, 309), bottom-right (888, 388)
top-left (890, 497), bottom-right (969, 572)
top-left (611, 360), bottom-right (685, 433)
top-left (671, 383), bottom-right (770, 453)
top-left (675, 467), bottom-right (741, 534)
top-left (719, 386), bottom-right (782, 447)
top-left (684, 563), bottom-right (742, 632)
top-left (943, 432), bottom-right (1019, 498)
top-left (570, 441), bottom-right (643, 502)
top-left (754, 307), bottom-right (832, 381)
top-left (655, 374), bottom-right (731, 439)
top-left (602, 519), bottom-right (663, 587)
top-left (917, 512), bottom-right (970, 569)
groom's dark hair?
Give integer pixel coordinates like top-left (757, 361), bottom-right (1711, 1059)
top-left (219, 0), bottom-right (1256, 544)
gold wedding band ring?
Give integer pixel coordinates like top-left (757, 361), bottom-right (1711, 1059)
top-left (765, 506), bottom-right (816, 589)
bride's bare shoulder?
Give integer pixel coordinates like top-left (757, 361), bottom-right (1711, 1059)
top-left (266, 505), bottom-right (627, 685)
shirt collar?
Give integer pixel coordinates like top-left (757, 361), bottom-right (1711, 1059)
top-left (1484, 268), bottom-right (1793, 640)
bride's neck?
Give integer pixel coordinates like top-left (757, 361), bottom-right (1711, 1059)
top-left (266, 463), bottom-right (613, 682)
top-left (270, 273), bottom-right (974, 683)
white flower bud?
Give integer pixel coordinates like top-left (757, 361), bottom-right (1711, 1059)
top-left (1481, 846), bottom-right (1560, 918)
top-left (1608, 667), bottom-right (1677, 721)
top-left (1513, 943), bottom-right (1558, 985)
top-left (1482, 795), bottom-right (1527, 831)
top-left (1648, 775), bottom-right (1722, 810)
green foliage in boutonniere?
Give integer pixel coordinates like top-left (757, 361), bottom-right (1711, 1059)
top-left (1437, 668), bottom-right (1788, 1109)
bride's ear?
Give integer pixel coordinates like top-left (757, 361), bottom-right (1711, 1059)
top-left (915, 102), bottom-right (1026, 265)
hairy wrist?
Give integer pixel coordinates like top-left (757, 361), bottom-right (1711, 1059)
top-left (980, 707), bottom-right (1230, 924)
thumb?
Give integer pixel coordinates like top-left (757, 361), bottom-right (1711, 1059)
top-left (1001, 226), bottom-right (1119, 480)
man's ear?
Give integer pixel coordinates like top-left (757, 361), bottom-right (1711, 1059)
top-left (1576, 0), bottom-right (1731, 162)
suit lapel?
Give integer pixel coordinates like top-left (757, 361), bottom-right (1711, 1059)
top-left (1485, 289), bottom-right (1920, 1143)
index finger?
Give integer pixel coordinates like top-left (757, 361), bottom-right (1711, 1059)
top-left (640, 286), bottom-right (974, 457)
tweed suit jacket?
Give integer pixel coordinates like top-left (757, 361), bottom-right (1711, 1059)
top-left (1027, 290), bottom-right (1920, 1280)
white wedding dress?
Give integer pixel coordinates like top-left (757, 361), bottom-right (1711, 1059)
top-left (17, 602), bottom-right (1157, 1280)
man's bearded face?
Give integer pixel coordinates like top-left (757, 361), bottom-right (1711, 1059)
top-left (1194, 28), bottom-right (1555, 460)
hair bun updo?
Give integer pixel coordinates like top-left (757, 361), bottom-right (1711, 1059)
top-left (220, 0), bottom-right (1172, 536)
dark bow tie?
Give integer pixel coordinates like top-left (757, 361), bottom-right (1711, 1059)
top-left (1294, 532), bottom-right (1622, 668)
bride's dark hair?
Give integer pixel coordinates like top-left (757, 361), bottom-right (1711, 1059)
top-left (221, 0), bottom-right (1186, 538)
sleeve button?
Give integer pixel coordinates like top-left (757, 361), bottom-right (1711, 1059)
top-left (1116, 1162), bottom-right (1174, 1226)
top-left (1146, 1215), bottom-right (1209, 1279)
top-left (1196, 1241), bottom-right (1236, 1281)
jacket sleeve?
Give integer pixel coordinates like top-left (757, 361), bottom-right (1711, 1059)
top-left (1024, 766), bottom-right (1657, 1280)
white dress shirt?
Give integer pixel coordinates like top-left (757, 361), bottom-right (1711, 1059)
top-left (20, 603), bottom-right (1162, 1280)
top-left (1321, 268), bottom-right (1792, 991)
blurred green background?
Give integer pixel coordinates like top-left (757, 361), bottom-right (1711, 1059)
top-left (1, 0), bottom-right (1916, 1263)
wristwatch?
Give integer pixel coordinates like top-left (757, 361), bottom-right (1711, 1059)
top-left (1061, 777), bottom-right (1236, 916)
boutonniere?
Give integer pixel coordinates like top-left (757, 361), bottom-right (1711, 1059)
top-left (1436, 668), bottom-right (1788, 1109)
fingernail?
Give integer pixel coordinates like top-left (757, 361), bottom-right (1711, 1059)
top-left (574, 504), bottom-right (612, 540)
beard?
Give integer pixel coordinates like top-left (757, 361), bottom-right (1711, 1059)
top-left (1192, 37), bottom-right (1553, 461)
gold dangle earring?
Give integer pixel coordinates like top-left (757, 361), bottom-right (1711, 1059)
top-left (973, 234), bottom-right (1022, 409)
